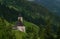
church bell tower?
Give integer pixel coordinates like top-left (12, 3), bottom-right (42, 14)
top-left (17, 14), bottom-right (25, 32)
top-left (18, 14), bottom-right (23, 22)
top-left (13, 13), bottom-right (25, 32)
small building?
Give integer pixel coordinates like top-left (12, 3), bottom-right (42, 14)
top-left (13, 14), bottom-right (25, 32)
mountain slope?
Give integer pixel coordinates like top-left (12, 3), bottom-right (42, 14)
top-left (0, 0), bottom-right (60, 39)
top-left (0, 4), bottom-right (39, 39)
top-left (0, 0), bottom-right (60, 32)
top-left (3, 0), bottom-right (60, 26)
top-left (34, 0), bottom-right (60, 15)
top-left (0, 17), bottom-right (39, 39)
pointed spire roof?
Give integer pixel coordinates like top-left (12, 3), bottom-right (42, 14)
top-left (18, 13), bottom-right (22, 17)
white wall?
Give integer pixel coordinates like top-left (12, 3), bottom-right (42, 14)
top-left (17, 26), bottom-right (25, 32)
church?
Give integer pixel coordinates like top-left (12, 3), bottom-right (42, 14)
top-left (13, 14), bottom-right (25, 32)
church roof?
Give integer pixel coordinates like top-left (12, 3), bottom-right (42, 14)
top-left (16, 20), bottom-right (24, 26)
top-left (18, 13), bottom-right (22, 17)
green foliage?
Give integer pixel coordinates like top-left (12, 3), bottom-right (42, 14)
top-left (24, 21), bottom-right (39, 39)
top-left (0, 17), bottom-right (39, 39)
top-left (0, 0), bottom-right (60, 39)
top-left (0, 18), bottom-right (15, 39)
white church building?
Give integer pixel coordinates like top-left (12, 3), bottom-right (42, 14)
top-left (13, 14), bottom-right (25, 32)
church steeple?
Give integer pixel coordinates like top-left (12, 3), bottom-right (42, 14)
top-left (17, 13), bottom-right (25, 32)
top-left (13, 13), bottom-right (25, 32)
top-left (18, 14), bottom-right (23, 23)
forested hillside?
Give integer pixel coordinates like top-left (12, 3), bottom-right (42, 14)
top-left (35, 0), bottom-right (60, 15)
top-left (0, 0), bottom-right (60, 39)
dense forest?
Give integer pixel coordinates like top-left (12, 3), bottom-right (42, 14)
top-left (0, 0), bottom-right (60, 39)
